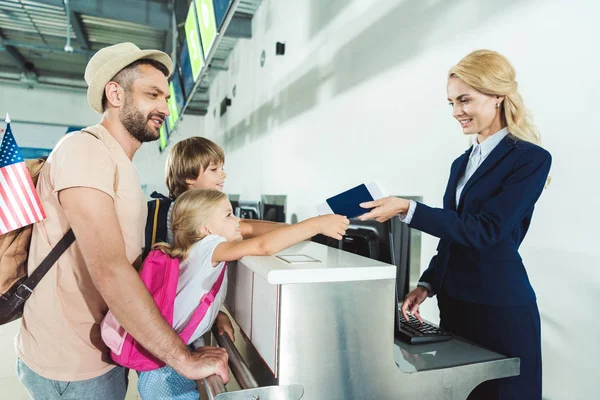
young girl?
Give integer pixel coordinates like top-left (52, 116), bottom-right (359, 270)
top-left (137, 188), bottom-right (349, 399)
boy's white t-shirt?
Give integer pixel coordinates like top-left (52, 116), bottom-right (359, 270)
top-left (172, 234), bottom-right (228, 345)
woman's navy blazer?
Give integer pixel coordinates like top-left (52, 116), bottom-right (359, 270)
top-left (410, 135), bottom-right (552, 306)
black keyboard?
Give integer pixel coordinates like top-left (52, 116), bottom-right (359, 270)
top-left (396, 313), bottom-right (452, 345)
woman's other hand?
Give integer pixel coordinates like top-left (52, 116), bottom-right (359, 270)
top-left (400, 286), bottom-right (429, 323)
top-left (357, 196), bottom-right (410, 223)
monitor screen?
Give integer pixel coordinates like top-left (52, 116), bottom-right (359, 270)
top-left (179, 40), bottom-right (196, 99)
top-left (185, 1), bottom-right (205, 82)
top-left (340, 219), bottom-right (392, 264)
top-left (237, 200), bottom-right (261, 220)
top-left (196, 0), bottom-right (217, 57)
top-left (167, 83), bottom-right (179, 131)
top-left (158, 125), bottom-right (168, 152)
top-left (228, 194), bottom-right (240, 216)
top-left (213, 0), bottom-right (232, 30)
top-left (163, 114), bottom-right (171, 137)
top-left (263, 204), bottom-right (285, 222)
top-left (230, 200), bottom-right (240, 216)
top-left (261, 195), bottom-right (286, 222)
top-left (172, 70), bottom-right (185, 115)
top-left (392, 219), bottom-right (411, 297)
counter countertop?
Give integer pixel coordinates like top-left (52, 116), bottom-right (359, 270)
top-left (239, 241), bottom-right (396, 284)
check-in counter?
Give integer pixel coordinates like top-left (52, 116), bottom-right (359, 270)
top-left (222, 241), bottom-right (519, 399)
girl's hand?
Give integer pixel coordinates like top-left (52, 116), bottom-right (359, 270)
top-left (216, 312), bottom-right (235, 342)
top-left (314, 214), bottom-right (350, 240)
top-left (357, 196), bottom-right (410, 223)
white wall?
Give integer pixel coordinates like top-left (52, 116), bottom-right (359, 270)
top-left (0, 84), bottom-right (97, 127)
top-left (202, 0), bottom-right (600, 398)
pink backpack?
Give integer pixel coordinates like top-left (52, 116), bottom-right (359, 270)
top-left (100, 249), bottom-right (226, 372)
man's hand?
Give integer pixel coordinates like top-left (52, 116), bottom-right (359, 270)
top-left (216, 311), bottom-right (235, 342)
top-left (357, 196), bottom-right (410, 223)
top-left (173, 346), bottom-right (230, 383)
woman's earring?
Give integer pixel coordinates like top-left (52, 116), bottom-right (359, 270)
top-left (496, 103), bottom-right (501, 109)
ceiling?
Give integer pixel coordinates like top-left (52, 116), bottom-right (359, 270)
top-left (0, 0), bottom-right (262, 115)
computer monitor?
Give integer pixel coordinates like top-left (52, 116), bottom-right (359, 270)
top-left (167, 85), bottom-right (179, 131)
top-left (185, 1), bottom-right (204, 82)
top-left (213, 0), bottom-right (233, 30)
top-left (169, 69), bottom-right (185, 115)
top-left (312, 218), bottom-right (394, 263)
top-left (237, 200), bottom-right (262, 220)
top-left (158, 125), bottom-right (168, 152)
top-left (261, 195), bottom-right (286, 223)
top-left (339, 219), bottom-right (393, 264)
top-left (195, 0), bottom-right (217, 57)
top-left (227, 194), bottom-right (240, 216)
top-left (179, 40), bottom-right (196, 100)
top-left (390, 218), bottom-right (411, 326)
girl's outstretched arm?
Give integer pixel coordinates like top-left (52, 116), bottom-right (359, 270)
top-left (239, 219), bottom-right (286, 239)
top-left (212, 214), bottom-right (349, 263)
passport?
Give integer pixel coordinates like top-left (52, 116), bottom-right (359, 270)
top-left (316, 182), bottom-right (386, 218)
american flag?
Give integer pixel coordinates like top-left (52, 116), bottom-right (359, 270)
top-left (0, 118), bottom-right (46, 234)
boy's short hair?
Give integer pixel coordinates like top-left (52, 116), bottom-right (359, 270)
top-left (165, 137), bottom-right (225, 199)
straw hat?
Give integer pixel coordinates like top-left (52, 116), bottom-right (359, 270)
top-left (84, 42), bottom-right (173, 114)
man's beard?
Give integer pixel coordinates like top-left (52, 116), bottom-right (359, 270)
top-left (120, 95), bottom-right (163, 143)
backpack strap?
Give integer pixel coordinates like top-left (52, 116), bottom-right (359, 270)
top-left (14, 229), bottom-right (75, 301)
top-left (179, 263), bottom-right (228, 344)
top-left (144, 196), bottom-right (172, 259)
top-left (151, 199), bottom-right (160, 245)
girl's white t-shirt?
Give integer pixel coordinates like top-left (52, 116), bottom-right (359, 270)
top-left (172, 234), bottom-right (228, 345)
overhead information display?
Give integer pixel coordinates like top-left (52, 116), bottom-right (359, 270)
top-left (196, 0), bottom-right (217, 57)
top-left (185, 2), bottom-right (204, 81)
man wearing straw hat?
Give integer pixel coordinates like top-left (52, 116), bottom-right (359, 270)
top-left (15, 43), bottom-right (228, 399)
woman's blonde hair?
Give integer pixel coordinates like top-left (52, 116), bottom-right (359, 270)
top-left (449, 50), bottom-right (550, 186)
top-left (165, 137), bottom-right (225, 199)
top-left (449, 49), bottom-right (541, 146)
top-left (154, 189), bottom-right (227, 259)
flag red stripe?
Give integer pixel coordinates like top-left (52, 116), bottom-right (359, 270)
top-left (0, 196), bottom-right (11, 233)
top-left (15, 162), bottom-right (45, 221)
top-left (10, 164), bottom-right (37, 225)
top-left (0, 174), bottom-right (18, 231)
top-left (0, 216), bottom-right (7, 234)
top-left (6, 164), bottom-right (34, 225)
top-left (0, 166), bottom-right (28, 227)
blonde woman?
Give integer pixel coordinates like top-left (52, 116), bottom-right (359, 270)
top-left (137, 189), bottom-right (349, 399)
top-left (358, 50), bottom-right (551, 399)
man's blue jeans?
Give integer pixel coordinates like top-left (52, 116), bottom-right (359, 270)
top-left (17, 359), bottom-right (128, 400)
